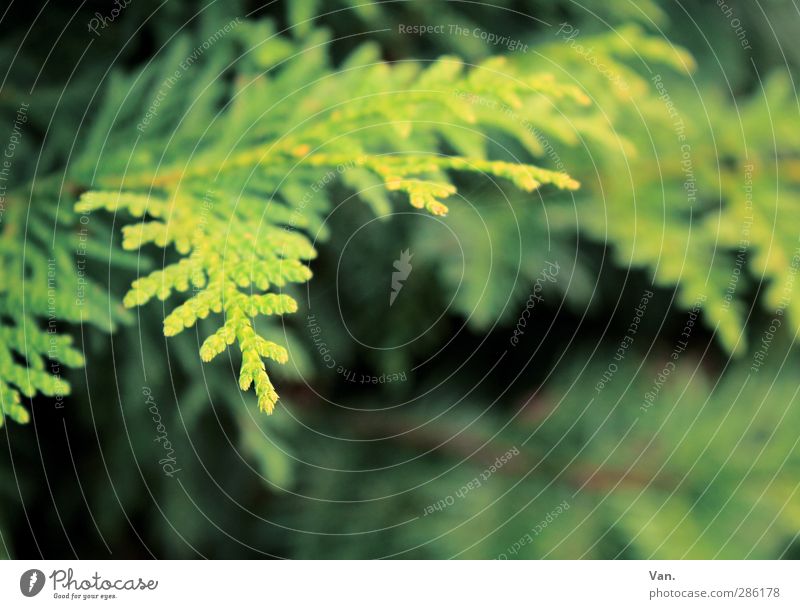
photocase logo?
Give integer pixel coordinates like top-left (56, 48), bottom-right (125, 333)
top-left (389, 249), bottom-right (413, 306)
top-left (20, 569), bottom-right (45, 597)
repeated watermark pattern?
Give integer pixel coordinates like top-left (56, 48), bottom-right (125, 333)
top-left (306, 314), bottom-right (408, 384)
top-left (722, 164), bottom-right (754, 310)
top-left (87, 0), bottom-right (132, 37)
top-left (751, 243), bottom-right (800, 373)
top-left (422, 447), bottom-right (519, 516)
top-left (137, 17), bottom-right (241, 133)
top-left (556, 23), bottom-right (629, 93)
top-left (498, 500), bottom-right (571, 558)
top-left (389, 249), bottom-right (414, 307)
top-left (398, 23), bottom-right (529, 52)
top-left (143, 386), bottom-right (181, 478)
top-left (74, 213), bottom-right (90, 309)
top-left (453, 89), bottom-right (568, 173)
top-left (716, 0), bottom-right (753, 51)
top-left (595, 289), bottom-right (654, 394)
top-left (652, 73), bottom-right (697, 207)
top-left (641, 294), bottom-right (706, 413)
top-left (510, 261), bottom-right (560, 347)
top-left (46, 259), bottom-right (65, 410)
top-left (0, 101), bottom-right (29, 225)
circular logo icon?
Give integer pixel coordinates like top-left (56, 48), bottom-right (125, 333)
top-left (20, 569), bottom-right (45, 597)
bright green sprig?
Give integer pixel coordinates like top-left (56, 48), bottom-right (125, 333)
top-left (75, 22), bottom-right (585, 415)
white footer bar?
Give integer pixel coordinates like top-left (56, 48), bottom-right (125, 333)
top-left (0, 560), bottom-right (796, 607)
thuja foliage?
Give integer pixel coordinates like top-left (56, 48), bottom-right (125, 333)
top-left (0, 177), bottom-right (129, 427)
top-left (3, 0), bottom-right (799, 562)
top-left (414, 25), bottom-right (696, 327)
top-left (73, 20), bottom-right (584, 415)
top-left (613, 41), bottom-right (798, 357)
top-left (415, 23), bottom-right (800, 356)
top-left (574, 58), bottom-right (800, 354)
top-left (5, 15), bottom-right (799, 425)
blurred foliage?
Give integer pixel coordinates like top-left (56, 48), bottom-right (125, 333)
top-left (279, 342), bottom-right (800, 559)
top-left (0, 0), bottom-right (799, 560)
